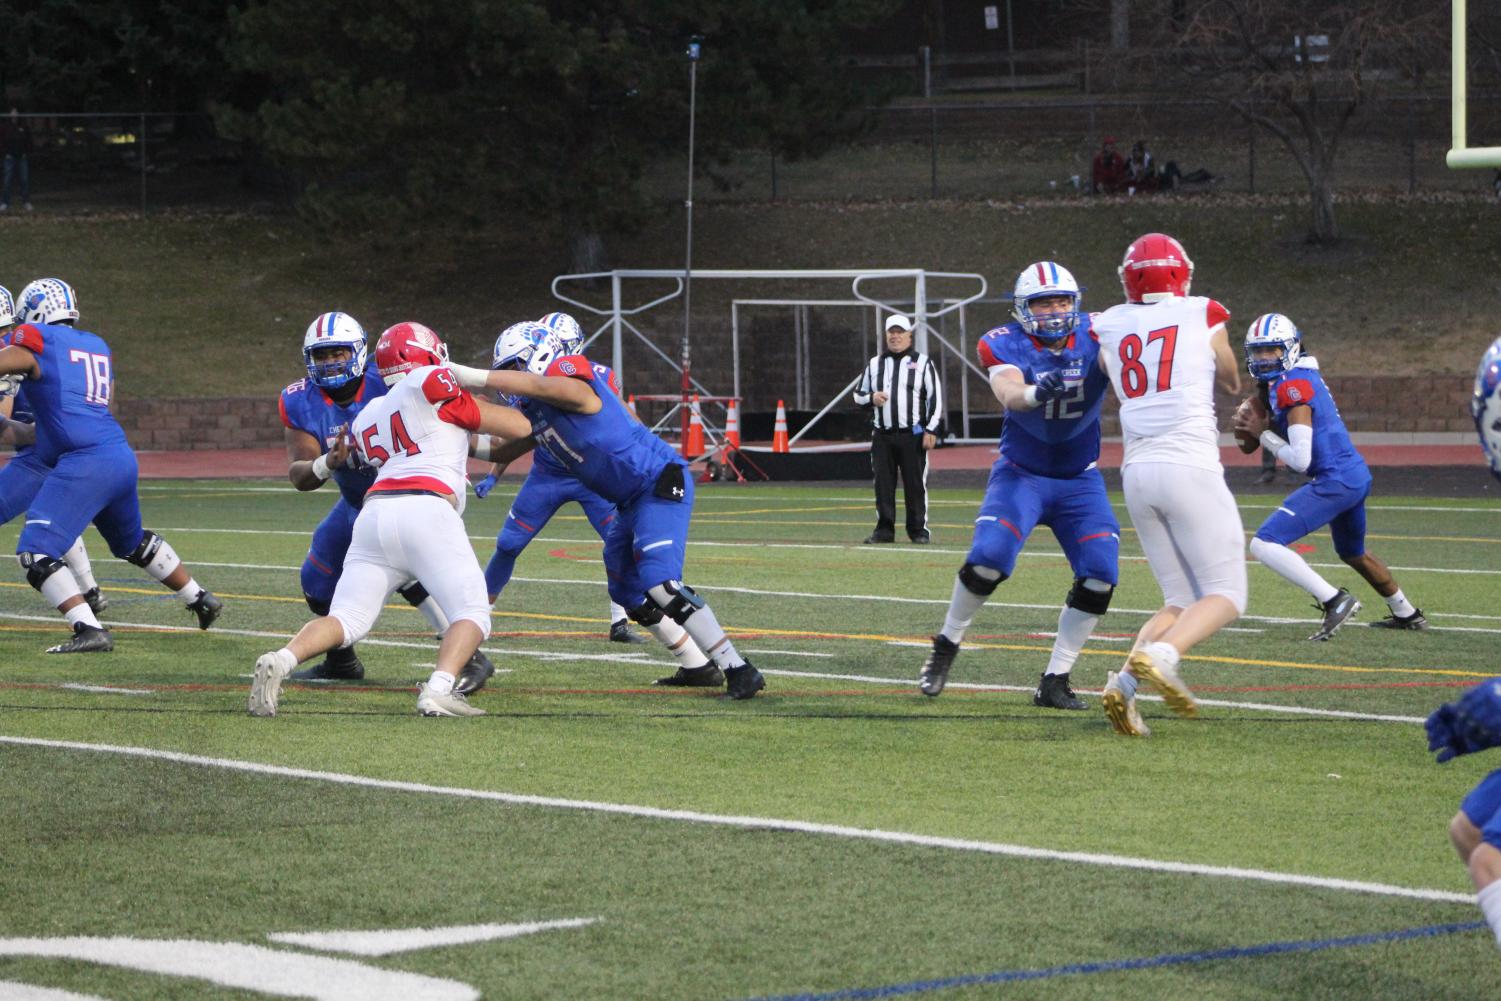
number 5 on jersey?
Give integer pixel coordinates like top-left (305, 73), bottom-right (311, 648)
top-left (1117, 325), bottom-right (1178, 399)
top-left (358, 412), bottom-right (421, 465)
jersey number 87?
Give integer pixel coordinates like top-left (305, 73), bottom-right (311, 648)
top-left (1118, 325), bottom-right (1178, 399)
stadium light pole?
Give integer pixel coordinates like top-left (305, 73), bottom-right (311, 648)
top-left (680, 36), bottom-right (702, 453)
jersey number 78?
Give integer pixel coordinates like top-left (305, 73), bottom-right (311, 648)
top-left (1118, 325), bottom-right (1178, 399)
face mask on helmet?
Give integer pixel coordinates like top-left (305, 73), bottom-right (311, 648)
top-left (1244, 313), bottom-right (1303, 382)
top-left (302, 312), bottom-right (369, 390)
top-left (374, 322), bottom-right (448, 386)
top-left (1012, 261), bottom-right (1082, 345)
top-left (491, 321), bottom-right (556, 406)
top-left (1472, 336), bottom-right (1501, 483)
top-left (537, 312), bottom-right (584, 355)
top-left (18, 278), bottom-right (80, 325)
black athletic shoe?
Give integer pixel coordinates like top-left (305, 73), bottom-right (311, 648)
top-left (919, 635), bottom-right (959, 697)
top-left (909, 533), bottom-right (932, 545)
top-left (1368, 608), bottom-right (1429, 631)
top-left (655, 664), bottom-right (726, 688)
top-left (292, 646), bottom-right (365, 681)
top-left (1308, 588), bottom-right (1360, 641)
top-left (81, 586), bottom-right (108, 616)
top-left (46, 622), bottom-right (114, 654)
top-left (453, 649), bottom-right (497, 696)
top-left (1033, 671), bottom-right (1087, 710)
top-left (609, 618), bottom-right (648, 644)
top-left (187, 589), bottom-right (223, 630)
top-left (863, 532), bottom-right (894, 545)
top-left (724, 662), bottom-right (766, 700)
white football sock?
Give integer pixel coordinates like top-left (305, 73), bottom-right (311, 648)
top-left (1478, 879), bottom-right (1501, 951)
top-left (174, 579), bottom-right (203, 604)
top-left (1250, 537), bottom-right (1338, 604)
top-left (63, 603), bottom-right (102, 629)
top-left (609, 601), bottom-right (628, 623)
top-left (1046, 606), bottom-right (1099, 676)
top-left (647, 618), bottom-right (710, 669)
top-left (425, 670), bottom-right (455, 696)
top-left (1384, 589), bottom-right (1417, 618)
top-left (679, 605), bottom-right (746, 670)
top-left (940, 576), bottom-right (992, 645)
top-left (1143, 641), bottom-right (1181, 671)
top-left (63, 538), bottom-right (98, 591)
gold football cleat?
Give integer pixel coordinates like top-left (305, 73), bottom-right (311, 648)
top-left (1126, 651), bottom-right (1198, 719)
top-left (1102, 671), bottom-right (1151, 737)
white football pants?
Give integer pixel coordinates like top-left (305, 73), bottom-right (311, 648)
top-left (330, 494), bottom-right (491, 646)
top-left (1122, 461), bottom-right (1248, 613)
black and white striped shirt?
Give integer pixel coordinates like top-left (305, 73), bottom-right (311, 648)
top-left (853, 350), bottom-right (943, 433)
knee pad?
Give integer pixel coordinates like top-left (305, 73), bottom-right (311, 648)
top-left (125, 530), bottom-right (181, 579)
top-left (627, 601), bottom-right (665, 627)
top-left (957, 562), bottom-right (1005, 597)
top-left (19, 552), bottom-right (67, 592)
top-left (397, 581), bottom-right (430, 607)
top-left (647, 580), bottom-right (704, 626)
top-left (1066, 577), bottom-right (1114, 616)
top-left (303, 593), bottom-right (332, 617)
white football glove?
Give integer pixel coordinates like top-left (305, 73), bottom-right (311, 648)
top-left (0, 373), bottom-right (22, 398)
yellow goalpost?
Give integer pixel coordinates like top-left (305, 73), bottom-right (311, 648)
top-left (1448, 0), bottom-right (1501, 168)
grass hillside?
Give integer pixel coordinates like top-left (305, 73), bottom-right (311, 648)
top-left (1, 191), bottom-right (1496, 399)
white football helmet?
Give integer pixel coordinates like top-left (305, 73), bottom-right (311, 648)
top-left (301, 312), bottom-right (368, 390)
top-left (1244, 313), bottom-right (1303, 382)
top-left (0, 285), bottom-right (14, 327)
top-left (537, 311), bottom-right (584, 354)
top-left (1472, 335), bottom-right (1501, 483)
top-left (1011, 261), bottom-right (1081, 344)
top-left (491, 321), bottom-right (558, 406)
top-left (18, 278), bottom-right (80, 325)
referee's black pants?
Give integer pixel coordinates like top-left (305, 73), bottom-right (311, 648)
top-left (870, 428), bottom-right (929, 541)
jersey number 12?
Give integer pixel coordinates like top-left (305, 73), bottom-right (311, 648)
top-left (1118, 325), bottom-right (1178, 399)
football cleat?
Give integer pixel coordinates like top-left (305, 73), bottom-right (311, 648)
top-left (187, 589), bottom-right (223, 630)
top-left (45, 622), bottom-right (113, 654)
top-left (655, 663), bottom-right (725, 688)
top-left (724, 662), bottom-right (766, 700)
top-left (417, 683), bottom-right (486, 717)
top-left (1102, 671), bottom-right (1151, 737)
top-left (291, 646), bottom-right (365, 681)
top-left (1368, 608), bottom-right (1429, 631)
top-left (918, 635), bottom-right (959, 697)
top-left (1126, 650), bottom-right (1198, 718)
top-left (1033, 671), bottom-right (1087, 710)
top-left (249, 651), bottom-right (294, 717)
top-left (1308, 589), bottom-right (1360, 641)
top-left (81, 586), bottom-right (108, 616)
top-left (452, 649), bottom-right (496, 696)
top-left (609, 618), bottom-right (648, 644)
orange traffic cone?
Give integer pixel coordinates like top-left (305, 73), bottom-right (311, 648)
top-left (724, 397), bottom-right (742, 449)
top-left (627, 394), bottom-right (638, 419)
top-left (683, 394), bottom-right (705, 458)
top-left (771, 400), bottom-right (790, 453)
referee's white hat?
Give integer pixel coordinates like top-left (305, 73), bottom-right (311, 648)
top-left (884, 314), bottom-right (912, 332)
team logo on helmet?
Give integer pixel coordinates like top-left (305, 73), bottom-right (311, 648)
top-left (374, 322), bottom-right (448, 386)
top-left (301, 312), bottom-right (369, 390)
top-left (18, 278), bottom-right (80, 325)
top-left (1244, 313), bottom-right (1304, 383)
top-left (537, 311), bottom-right (584, 355)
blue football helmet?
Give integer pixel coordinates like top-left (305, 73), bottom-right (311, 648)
top-left (537, 311), bottom-right (584, 354)
top-left (302, 312), bottom-right (368, 390)
top-left (491, 321), bottom-right (559, 406)
top-left (1472, 335), bottom-right (1501, 482)
top-left (1244, 313), bottom-right (1303, 382)
top-left (18, 278), bottom-right (79, 325)
top-left (1012, 261), bottom-right (1082, 345)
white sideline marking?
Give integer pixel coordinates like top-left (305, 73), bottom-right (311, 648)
top-left (59, 683), bottom-right (154, 695)
top-left (743, 648), bottom-right (835, 658)
top-left (0, 937), bottom-right (476, 1001)
top-left (0, 982), bottom-right (108, 1001)
top-left (0, 735), bottom-right (1472, 906)
top-left (267, 918), bottom-right (598, 956)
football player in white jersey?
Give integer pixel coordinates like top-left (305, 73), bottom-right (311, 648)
top-left (249, 322), bottom-right (531, 719)
top-left (1091, 233), bottom-right (1246, 736)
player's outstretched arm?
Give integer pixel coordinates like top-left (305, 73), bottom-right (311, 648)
top-left (473, 397), bottom-right (533, 439)
top-left (486, 370), bottom-right (603, 415)
top-left (285, 427), bottom-right (345, 491)
top-left (989, 365), bottom-right (1051, 411)
top-left (0, 344), bottom-right (40, 380)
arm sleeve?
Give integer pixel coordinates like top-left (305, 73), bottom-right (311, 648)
top-left (852, 359), bottom-right (873, 406)
top-left (922, 358), bottom-right (944, 432)
top-left (1260, 423), bottom-right (1313, 473)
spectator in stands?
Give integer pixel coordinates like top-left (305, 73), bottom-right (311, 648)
top-left (1091, 136), bottom-right (1128, 194)
top-left (1127, 139), bottom-right (1217, 194)
top-left (1, 108), bottom-right (32, 212)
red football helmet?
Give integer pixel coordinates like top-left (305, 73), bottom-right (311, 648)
top-left (1118, 232), bottom-right (1194, 303)
top-left (374, 322), bottom-right (449, 385)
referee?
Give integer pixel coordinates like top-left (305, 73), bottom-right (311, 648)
top-left (853, 314), bottom-right (943, 544)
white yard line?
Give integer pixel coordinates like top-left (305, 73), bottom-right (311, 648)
top-left (0, 735), bottom-right (1473, 905)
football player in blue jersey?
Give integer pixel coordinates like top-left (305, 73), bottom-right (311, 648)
top-left (0, 284), bottom-right (108, 616)
top-left (1234, 314), bottom-right (1425, 638)
top-left (1426, 676), bottom-right (1501, 955)
top-left (1474, 335), bottom-right (1501, 482)
top-left (471, 311), bottom-right (644, 646)
top-left (918, 262), bottom-right (1120, 708)
top-left (447, 322), bottom-right (764, 699)
top-left (0, 278), bottom-right (222, 652)
top-left (279, 311), bottom-right (485, 681)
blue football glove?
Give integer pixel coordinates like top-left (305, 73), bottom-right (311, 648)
top-left (473, 474), bottom-right (497, 499)
top-left (1427, 678), bottom-right (1501, 763)
top-left (1032, 369), bottom-right (1067, 403)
